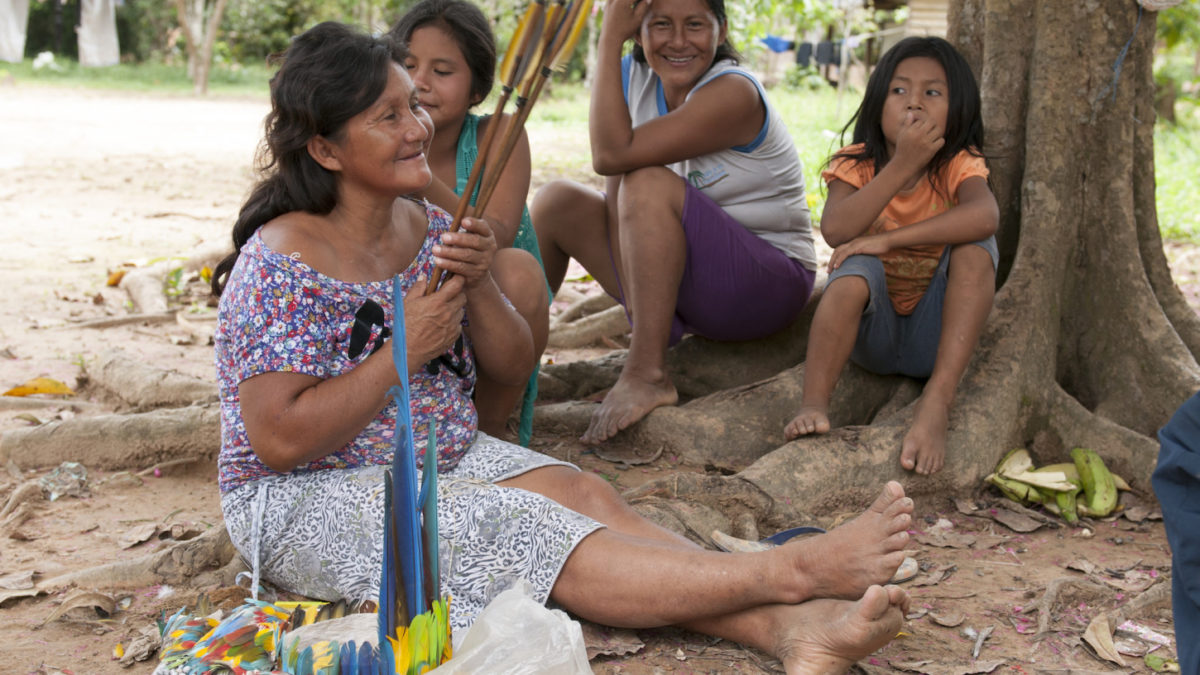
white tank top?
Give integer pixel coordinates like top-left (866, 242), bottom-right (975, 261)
top-left (623, 56), bottom-right (816, 270)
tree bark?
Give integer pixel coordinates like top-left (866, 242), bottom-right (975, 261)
top-left (172, 0), bottom-right (228, 95)
top-left (583, 0), bottom-right (1200, 528)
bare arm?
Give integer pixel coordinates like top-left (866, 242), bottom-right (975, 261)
top-left (238, 277), bottom-right (468, 473)
top-left (826, 176), bottom-right (998, 272)
top-left (821, 114), bottom-right (946, 247)
top-left (588, 0), bottom-right (763, 176)
top-left (434, 216), bottom-right (534, 386)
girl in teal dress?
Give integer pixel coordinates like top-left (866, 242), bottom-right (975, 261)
top-left (389, 0), bottom-right (549, 445)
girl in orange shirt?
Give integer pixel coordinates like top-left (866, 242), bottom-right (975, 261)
top-left (786, 37), bottom-right (999, 476)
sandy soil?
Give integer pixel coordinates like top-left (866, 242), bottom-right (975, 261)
top-left (0, 84), bottom-right (1186, 674)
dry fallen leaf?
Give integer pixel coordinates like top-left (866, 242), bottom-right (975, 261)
top-left (581, 622), bottom-right (644, 660)
top-left (1067, 558), bottom-right (1099, 574)
top-left (3, 377), bottom-right (74, 397)
top-left (118, 522), bottom-right (160, 549)
top-left (989, 506), bottom-right (1043, 533)
top-left (38, 589), bottom-right (116, 626)
top-left (0, 570), bottom-right (35, 590)
top-left (1083, 613), bottom-right (1127, 667)
top-left (913, 531), bottom-right (977, 549)
top-left (930, 610), bottom-right (965, 627)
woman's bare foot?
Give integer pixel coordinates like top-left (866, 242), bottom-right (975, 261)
top-left (582, 371), bottom-right (678, 444)
top-left (785, 405), bottom-right (832, 439)
top-left (777, 481), bottom-right (913, 601)
top-left (773, 585), bottom-right (908, 675)
top-left (900, 396), bottom-right (950, 475)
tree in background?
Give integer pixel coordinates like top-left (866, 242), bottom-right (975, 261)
top-left (173, 0), bottom-right (228, 94)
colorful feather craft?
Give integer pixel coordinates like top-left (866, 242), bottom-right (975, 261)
top-left (155, 282), bottom-right (450, 675)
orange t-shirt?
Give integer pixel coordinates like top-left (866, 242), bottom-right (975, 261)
top-left (822, 146), bottom-right (989, 315)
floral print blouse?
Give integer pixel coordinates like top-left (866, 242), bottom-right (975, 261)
top-left (214, 200), bottom-right (478, 493)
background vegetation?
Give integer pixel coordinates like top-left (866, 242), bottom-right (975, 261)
top-left (6, 0), bottom-right (1200, 239)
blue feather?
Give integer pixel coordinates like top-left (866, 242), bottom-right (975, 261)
top-left (385, 274), bottom-right (426, 623)
top-left (419, 419), bottom-right (440, 606)
top-left (357, 640), bottom-right (375, 675)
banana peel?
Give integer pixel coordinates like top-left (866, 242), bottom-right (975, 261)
top-left (1036, 461), bottom-right (1131, 492)
top-left (986, 447), bottom-right (1125, 522)
top-left (1071, 447), bottom-right (1118, 517)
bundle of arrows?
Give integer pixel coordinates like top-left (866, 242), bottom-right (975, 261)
top-left (424, 0), bottom-right (593, 295)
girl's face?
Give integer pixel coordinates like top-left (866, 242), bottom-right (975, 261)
top-left (880, 56), bottom-right (949, 151)
top-left (404, 25), bottom-right (478, 132)
top-left (333, 63), bottom-right (434, 196)
top-left (636, 0), bottom-right (726, 92)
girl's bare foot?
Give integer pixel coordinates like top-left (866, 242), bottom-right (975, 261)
top-left (785, 405), bottom-right (831, 439)
top-left (778, 481), bottom-right (913, 601)
top-left (900, 396), bottom-right (950, 475)
top-left (774, 585), bottom-right (908, 675)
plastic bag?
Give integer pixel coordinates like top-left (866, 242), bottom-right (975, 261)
top-left (431, 580), bottom-right (592, 674)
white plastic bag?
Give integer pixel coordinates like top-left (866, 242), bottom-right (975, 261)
top-left (432, 580), bottom-right (593, 674)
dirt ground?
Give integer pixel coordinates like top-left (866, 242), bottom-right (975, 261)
top-left (0, 85), bottom-right (1188, 674)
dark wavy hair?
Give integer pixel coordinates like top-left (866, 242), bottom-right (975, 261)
top-left (833, 36), bottom-right (984, 199)
top-left (388, 0), bottom-right (496, 106)
top-left (211, 22), bottom-right (407, 296)
top-left (631, 0), bottom-right (741, 66)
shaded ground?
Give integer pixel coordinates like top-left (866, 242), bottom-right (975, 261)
top-left (0, 85), bottom-right (1187, 674)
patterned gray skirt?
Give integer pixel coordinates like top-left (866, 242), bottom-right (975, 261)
top-left (220, 432), bottom-right (604, 632)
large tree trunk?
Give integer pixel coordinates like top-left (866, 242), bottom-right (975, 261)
top-left (565, 0), bottom-right (1200, 530)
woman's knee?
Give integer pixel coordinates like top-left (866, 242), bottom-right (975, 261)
top-left (532, 180), bottom-right (601, 229)
top-left (619, 167), bottom-right (684, 214)
top-left (492, 249), bottom-right (550, 318)
top-left (560, 470), bottom-right (631, 521)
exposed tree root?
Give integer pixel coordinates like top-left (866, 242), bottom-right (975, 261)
top-left (119, 263), bottom-right (170, 314)
top-left (0, 480), bottom-right (43, 519)
top-left (550, 292), bottom-right (617, 327)
top-left (1, 502), bottom-right (36, 539)
top-left (0, 397), bottom-right (102, 412)
top-left (66, 311), bottom-right (179, 329)
top-left (39, 525), bottom-right (236, 592)
top-left (81, 349), bottom-right (217, 411)
top-left (539, 285), bottom-right (825, 403)
top-left (1022, 576), bottom-right (1109, 636)
top-left (547, 305), bottom-right (630, 349)
top-left (0, 404), bottom-right (220, 471)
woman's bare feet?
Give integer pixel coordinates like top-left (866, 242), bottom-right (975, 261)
top-left (777, 481), bottom-right (913, 601)
top-left (773, 585), bottom-right (909, 675)
top-left (582, 370), bottom-right (678, 444)
top-left (900, 396), bottom-right (950, 475)
top-left (785, 405), bottom-right (832, 439)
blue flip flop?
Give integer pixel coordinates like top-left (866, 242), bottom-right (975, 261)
top-left (759, 525), bottom-right (826, 546)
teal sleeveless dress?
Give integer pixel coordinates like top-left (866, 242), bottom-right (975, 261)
top-left (456, 113), bottom-right (547, 446)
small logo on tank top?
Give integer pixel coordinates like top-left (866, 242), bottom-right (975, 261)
top-left (687, 165), bottom-right (730, 190)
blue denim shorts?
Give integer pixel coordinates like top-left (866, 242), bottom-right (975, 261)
top-left (825, 236), bottom-right (998, 378)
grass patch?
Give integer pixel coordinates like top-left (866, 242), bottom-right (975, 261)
top-left (1155, 99), bottom-right (1200, 243)
top-left (4, 57), bottom-right (1197, 242)
top-left (0, 58), bottom-right (271, 98)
